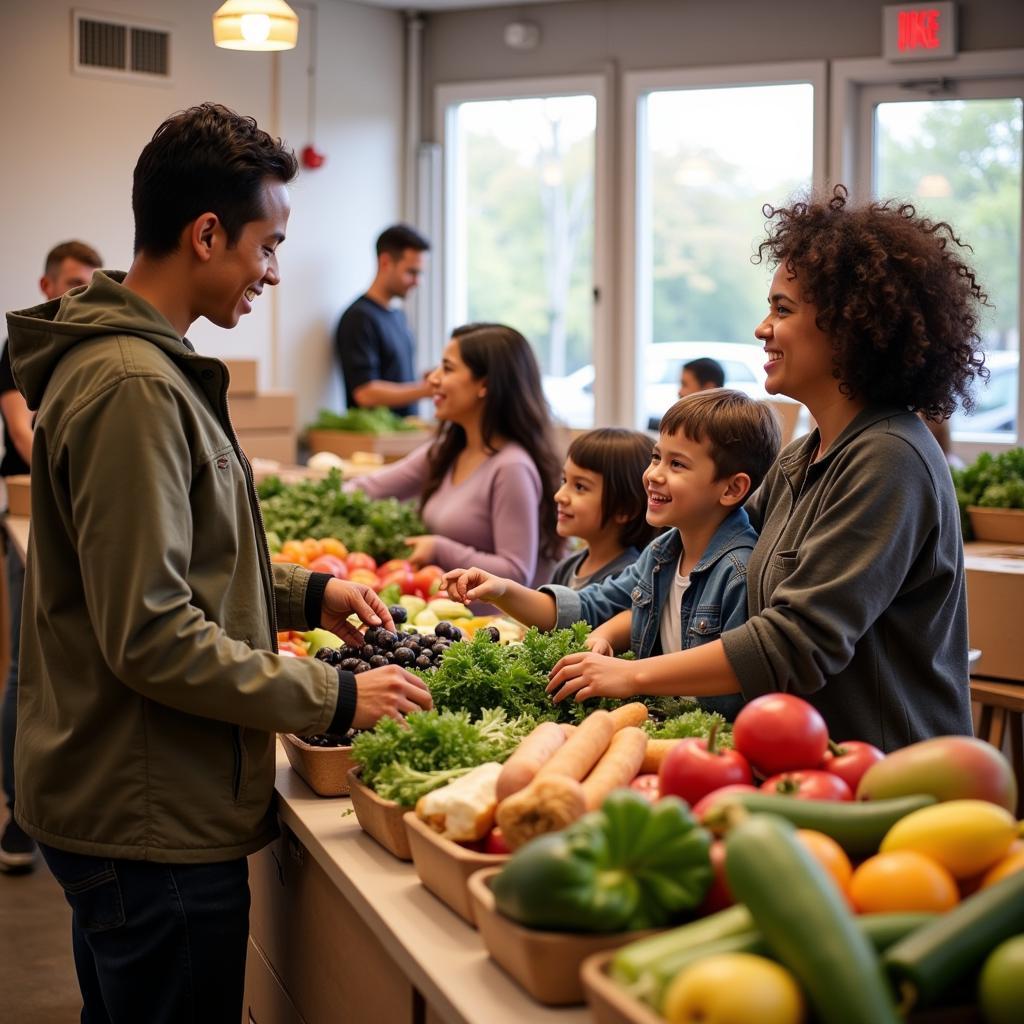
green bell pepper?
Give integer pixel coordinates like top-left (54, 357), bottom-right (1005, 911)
top-left (490, 789), bottom-right (712, 933)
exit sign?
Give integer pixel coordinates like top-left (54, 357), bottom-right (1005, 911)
top-left (883, 3), bottom-right (957, 61)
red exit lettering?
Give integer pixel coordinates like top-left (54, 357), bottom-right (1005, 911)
top-left (898, 9), bottom-right (941, 51)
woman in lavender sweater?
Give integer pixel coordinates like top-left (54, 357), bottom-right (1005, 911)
top-left (346, 323), bottom-right (563, 589)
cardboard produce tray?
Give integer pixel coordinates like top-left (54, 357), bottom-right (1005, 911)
top-left (969, 506), bottom-right (1024, 544)
top-left (307, 428), bottom-right (430, 463)
top-left (468, 867), bottom-right (655, 1007)
top-left (346, 768), bottom-right (412, 860)
top-left (280, 733), bottom-right (355, 797)
top-left (403, 812), bottom-right (508, 926)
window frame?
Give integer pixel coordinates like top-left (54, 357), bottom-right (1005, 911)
top-left (434, 74), bottom-right (610, 427)
top-left (621, 60), bottom-right (828, 430)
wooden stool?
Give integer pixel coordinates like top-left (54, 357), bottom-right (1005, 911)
top-left (970, 677), bottom-right (1024, 817)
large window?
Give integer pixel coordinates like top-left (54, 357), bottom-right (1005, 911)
top-left (441, 87), bottom-right (599, 427)
top-left (870, 91), bottom-right (1022, 441)
top-left (631, 68), bottom-right (822, 429)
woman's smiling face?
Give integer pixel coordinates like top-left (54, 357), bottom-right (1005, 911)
top-left (427, 337), bottom-right (486, 426)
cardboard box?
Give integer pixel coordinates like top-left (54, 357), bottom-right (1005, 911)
top-left (236, 430), bottom-right (297, 465)
top-left (964, 541), bottom-right (1024, 682)
top-left (224, 359), bottom-right (258, 396)
top-left (230, 392), bottom-right (296, 431)
top-left (4, 475), bottom-right (31, 518)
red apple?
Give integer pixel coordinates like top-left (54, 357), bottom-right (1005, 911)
top-left (308, 554), bottom-right (349, 579)
top-left (346, 552), bottom-right (377, 572)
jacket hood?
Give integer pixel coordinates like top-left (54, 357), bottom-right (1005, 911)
top-left (5, 270), bottom-right (186, 410)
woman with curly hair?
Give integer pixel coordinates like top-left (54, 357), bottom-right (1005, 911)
top-left (548, 186), bottom-right (985, 749)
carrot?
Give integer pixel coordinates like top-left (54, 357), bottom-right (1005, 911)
top-left (536, 709), bottom-right (616, 782)
top-left (640, 738), bottom-right (682, 775)
top-left (495, 721), bottom-right (567, 801)
top-left (608, 702), bottom-right (649, 730)
top-left (581, 727), bottom-right (649, 810)
top-left (560, 723), bottom-right (577, 739)
top-left (495, 775), bottom-right (587, 850)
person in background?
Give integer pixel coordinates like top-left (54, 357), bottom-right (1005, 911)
top-left (679, 356), bottom-right (725, 397)
top-left (547, 186), bottom-right (984, 751)
top-left (548, 428), bottom-right (661, 589)
top-left (0, 240), bottom-right (102, 874)
top-left (5, 103), bottom-right (430, 1023)
top-left (346, 323), bottom-right (563, 594)
top-left (442, 391), bottom-right (780, 720)
top-left (335, 224), bottom-right (433, 416)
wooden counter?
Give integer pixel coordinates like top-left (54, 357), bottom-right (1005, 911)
top-left (3, 514), bottom-right (29, 564)
top-left (248, 743), bottom-right (589, 1024)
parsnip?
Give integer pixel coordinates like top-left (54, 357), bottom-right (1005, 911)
top-left (494, 774), bottom-right (587, 850)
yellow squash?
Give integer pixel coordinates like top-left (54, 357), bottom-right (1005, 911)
top-left (880, 800), bottom-right (1021, 879)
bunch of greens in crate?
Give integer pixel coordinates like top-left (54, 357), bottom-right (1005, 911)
top-left (257, 469), bottom-right (423, 561)
top-left (350, 707), bottom-right (536, 806)
top-left (644, 705), bottom-right (734, 747)
top-left (952, 447), bottom-right (1024, 537)
top-left (308, 406), bottom-right (418, 434)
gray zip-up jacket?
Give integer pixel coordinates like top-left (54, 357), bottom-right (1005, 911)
top-left (721, 406), bottom-right (972, 751)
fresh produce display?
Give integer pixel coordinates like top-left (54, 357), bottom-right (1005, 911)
top-left (349, 707), bottom-right (535, 807)
top-left (314, 618), bottom-right (466, 674)
top-left (952, 446), bottom-right (1024, 537)
top-left (307, 406), bottom-right (420, 434)
top-left (490, 790), bottom-right (712, 933)
top-left (258, 469), bottom-right (424, 562)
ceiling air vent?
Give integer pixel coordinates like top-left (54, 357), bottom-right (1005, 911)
top-left (73, 10), bottom-right (172, 83)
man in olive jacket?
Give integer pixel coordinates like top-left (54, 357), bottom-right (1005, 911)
top-left (5, 103), bottom-right (432, 1024)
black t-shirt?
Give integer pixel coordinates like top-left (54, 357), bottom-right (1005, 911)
top-left (0, 341), bottom-right (29, 478)
top-left (334, 296), bottom-right (418, 417)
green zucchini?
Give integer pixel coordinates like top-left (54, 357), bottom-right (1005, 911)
top-left (725, 812), bottom-right (902, 1024)
top-left (882, 868), bottom-right (1024, 1011)
top-left (622, 911), bottom-right (935, 1011)
top-left (704, 792), bottom-right (936, 858)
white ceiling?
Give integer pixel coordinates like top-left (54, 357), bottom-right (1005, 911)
top-left (345, 0), bottom-right (577, 10)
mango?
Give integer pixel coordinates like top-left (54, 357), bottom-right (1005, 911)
top-left (398, 595), bottom-right (427, 619)
top-left (425, 597), bottom-right (474, 621)
top-left (856, 736), bottom-right (1017, 813)
top-left (880, 800), bottom-right (1021, 879)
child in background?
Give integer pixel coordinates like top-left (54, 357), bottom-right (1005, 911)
top-left (548, 429), bottom-right (660, 590)
top-left (441, 390), bottom-right (781, 718)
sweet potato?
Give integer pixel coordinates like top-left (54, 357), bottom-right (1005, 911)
top-left (580, 726), bottom-right (649, 810)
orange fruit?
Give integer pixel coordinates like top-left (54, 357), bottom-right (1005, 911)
top-left (301, 537), bottom-right (321, 558)
top-left (980, 848), bottom-right (1024, 891)
top-left (796, 829), bottom-right (853, 895)
top-left (280, 540), bottom-right (307, 564)
top-left (849, 850), bottom-right (959, 913)
top-left (319, 537), bottom-right (348, 558)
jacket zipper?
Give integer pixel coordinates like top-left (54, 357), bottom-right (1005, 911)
top-left (232, 726), bottom-right (243, 800)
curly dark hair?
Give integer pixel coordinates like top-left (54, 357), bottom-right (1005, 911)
top-left (755, 185), bottom-right (989, 419)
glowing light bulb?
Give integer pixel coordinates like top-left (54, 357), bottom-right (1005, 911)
top-left (240, 13), bottom-right (271, 43)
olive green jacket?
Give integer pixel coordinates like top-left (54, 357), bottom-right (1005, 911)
top-left (6, 271), bottom-right (340, 862)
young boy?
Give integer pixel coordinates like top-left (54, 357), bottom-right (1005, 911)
top-left (5, 103), bottom-right (430, 1022)
top-left (442, 389), bottom-right (781, 717)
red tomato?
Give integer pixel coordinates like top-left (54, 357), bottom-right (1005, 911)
top-left (308, 554), bottom-right (350, 579)
top-left (760, 769), bottom-right (853, 801)
top-left (629, 774), bottom-right (661, 803)
top-left (412, 565), bottom-right (444, 596)
top-left (380, 568), bottom-right (415, 592)
top-left (732, 693), bottom-right (830, 776)
top-left (821, 739), bottom-right (885, 794)
top-left (378, 558), bottom-right (412, 576)
top-left (658, 732), bottom-right (753, 807)
top-left (691, 783), bottom-right (760, 822)
top-left (483, 828), bottom-right (511, 856)
top-left (699, 840), bottom-right (735, 914)
top-left (345, 552), bottom-right (377, 572)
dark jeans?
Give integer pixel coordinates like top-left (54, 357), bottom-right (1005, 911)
top-left (1, 544), bottom-right (23, 815)
top-left (39, 844), bottom-right (250, 1024)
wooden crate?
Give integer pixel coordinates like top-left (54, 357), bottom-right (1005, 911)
top-left (307, 428), bottom-right (430, 463)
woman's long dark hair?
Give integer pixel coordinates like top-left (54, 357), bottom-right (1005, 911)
top-left (421, 323), bottom-right (563, 561)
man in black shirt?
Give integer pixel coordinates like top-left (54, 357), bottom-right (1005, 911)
top-left (335, 224), bottom-right (433, 417)
top-left (0, 240), bottom-right (102, 873)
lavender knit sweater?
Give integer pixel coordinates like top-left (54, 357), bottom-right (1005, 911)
top-left (346, 442), bottom-right (553, 586)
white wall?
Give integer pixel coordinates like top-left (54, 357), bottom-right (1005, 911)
top-left (0, 0), bottom-right (405, 427)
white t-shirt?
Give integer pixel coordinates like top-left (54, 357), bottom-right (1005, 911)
top-left (658, 561), bottom-right (691, 655)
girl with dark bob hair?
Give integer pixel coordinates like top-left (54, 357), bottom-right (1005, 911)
top-left (548, 186), bottom-right (986, 751)
top-left (347, 323), bottom-right (562, 594)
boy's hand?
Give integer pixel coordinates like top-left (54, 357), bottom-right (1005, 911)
top-left (584, 635), bottom-right (615, 657)
top-left (321, 579), bottom-right (395, 645)
top-left (351, 666), bottom-right (433, 729)
top-left (546, 651), bottom-right (639, 703)
top-left (440, 567), bottom-right (508, 605)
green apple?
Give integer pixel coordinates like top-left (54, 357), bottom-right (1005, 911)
top-left (979, 935), bottom-right (1024, 1024)
top-left (300, 628), bottom-right (344, 657)
top-left (398, 594), bottom-right (427, 619)
top-left (413, 608), bottom-right (440, 628)
top-left (426, 598), bottom-right (473, 621)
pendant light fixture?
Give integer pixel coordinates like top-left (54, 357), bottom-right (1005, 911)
top-left (213, 0), bottom-right (299, 51)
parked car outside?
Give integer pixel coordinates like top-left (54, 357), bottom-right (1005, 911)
top-left (951, 350), bottom-right (1018, 435)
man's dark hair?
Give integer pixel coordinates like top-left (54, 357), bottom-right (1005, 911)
top-left (684, 357), bottom-right (725, 389)
top-left (44, 241), bottom-right (102, 278)
top-left (132, 102), bottom-right (298, 257)
top-left (376, 224), bottom-right (430, 260)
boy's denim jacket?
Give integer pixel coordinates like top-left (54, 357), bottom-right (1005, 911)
top-left (539, 507), bottom-right (757, 718)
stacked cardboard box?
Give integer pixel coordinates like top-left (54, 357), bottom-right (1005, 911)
top-left (227, 359), bottom-right (297, 464)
